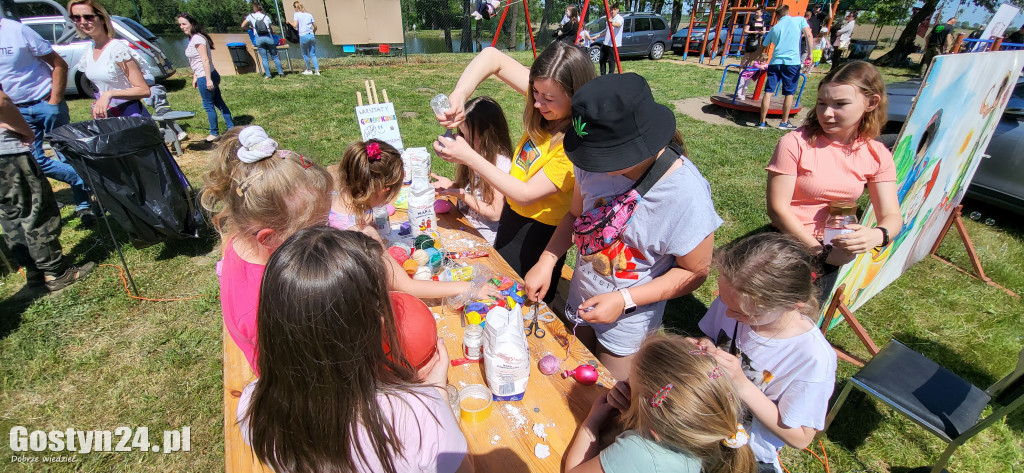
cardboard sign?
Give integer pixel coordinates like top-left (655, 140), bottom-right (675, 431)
top-left (355, 102), bottom-right (403, 150)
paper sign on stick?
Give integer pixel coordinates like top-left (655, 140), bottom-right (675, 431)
top-left (355, 103), bottom-right (403, 151)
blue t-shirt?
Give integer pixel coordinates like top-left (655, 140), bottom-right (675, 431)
top-left (764, 15), bottom-right (809, 66)
top-left (600, 431), bottom-right (701, 473)
top-left (0, 18), bottom-right (56, 104)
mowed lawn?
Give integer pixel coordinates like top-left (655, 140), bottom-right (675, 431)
top-left (1, 51), bottom-right (1022, 472)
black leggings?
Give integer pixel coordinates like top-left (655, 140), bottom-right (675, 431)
top-left (493, 203), bottom-right (566, 304)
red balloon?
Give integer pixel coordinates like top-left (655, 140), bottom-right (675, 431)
top-left (563, 364), bottom-right (599, 385)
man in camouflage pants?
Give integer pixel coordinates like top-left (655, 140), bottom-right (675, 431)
top-left (1, 91), bottom-right (93, 294)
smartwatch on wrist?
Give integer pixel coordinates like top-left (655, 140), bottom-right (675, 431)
top-left (876, 226), bottom-right (890, 247)
top-left (619, 288), bottom-right (637, 314)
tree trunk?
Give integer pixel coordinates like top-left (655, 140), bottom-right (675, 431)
top-left (460, 0), bottom-right (473, 52)
top-left (506, 3), bottom-right (519, 50)
top-left (671, 0), bottom-right (683, 32)
top-left (540, 0), bottom-right (555, 48)
top-left (653, 1), bottom-right (666, 14)
top-left (875, 0), bottom-right (938, 67)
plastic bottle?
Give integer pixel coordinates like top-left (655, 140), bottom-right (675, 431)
top-left (372, 205), bottom-right (390, 239)
top-left (430, 94), bottom-right (457, 142)
top-left (823, 201), bottom-right (859, 246)
top-left (407, 148), bottom-right (436, 237)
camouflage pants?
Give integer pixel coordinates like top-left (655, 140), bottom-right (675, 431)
top-left (0, 152), bottom-right (66, 282)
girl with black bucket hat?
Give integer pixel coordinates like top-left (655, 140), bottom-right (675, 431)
top-left (523, 73), bottom-right (722, 380)
top-left (434, 42), bottom-right (596, 304)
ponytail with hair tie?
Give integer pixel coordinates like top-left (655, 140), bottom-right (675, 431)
top-left (237, 126), bottom-right (279, 163)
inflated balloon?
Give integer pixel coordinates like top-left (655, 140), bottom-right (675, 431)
top-left (538, 354), bottom-right (560, 375)
top-left (563, 364), bottom-right (599, 385)
top-left (434, 199), bottom-right (453, 214)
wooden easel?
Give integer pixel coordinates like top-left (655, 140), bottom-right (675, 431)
top-left (928, 205), bottom-right (1018, 298)
top-left (820, 283), bottom-right (878, 367)
top-left (822, 204), bottom-right (1019, 367)
top-left (356, 79), bottom-right (388, 106)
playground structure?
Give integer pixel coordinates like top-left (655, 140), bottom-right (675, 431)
top-left (705, 0), bottom-right (840, 116)
top-left (490, 0), bottom-right (626, 71)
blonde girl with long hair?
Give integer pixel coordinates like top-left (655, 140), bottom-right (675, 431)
top-left (433, 41), bottom-right (596, 304)
top-left (201, 125), bottom-right (332, 373)
top-left (565, 334), bottom-right (756, 473)
top-left (289, 1), bottom-right (320, 75)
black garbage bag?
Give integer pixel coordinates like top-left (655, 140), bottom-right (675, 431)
top-left (49, 117), bottom-right (203, 247)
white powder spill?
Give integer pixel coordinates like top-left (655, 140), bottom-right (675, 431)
top-left (504, 405), bottom-right (527, 429)
top-left (532, 423), bottom-right (547, 440)
top-left (534, 443), bottom-right (550, 459)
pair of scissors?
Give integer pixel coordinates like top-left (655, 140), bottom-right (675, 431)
top-left (524, 305), bottom-right (546, 338)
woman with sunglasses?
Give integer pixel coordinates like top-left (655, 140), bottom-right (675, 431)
top-left (67, 0), bottom-right (151, 119)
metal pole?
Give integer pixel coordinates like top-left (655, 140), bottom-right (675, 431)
top-left (273, 0), bottom-right (292, 71)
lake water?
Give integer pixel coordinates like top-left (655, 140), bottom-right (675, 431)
top-left (156, 33), bottom-right (527, 68)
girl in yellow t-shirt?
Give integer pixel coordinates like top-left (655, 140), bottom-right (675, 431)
top-left (433, 42), bottom-right (595, 303)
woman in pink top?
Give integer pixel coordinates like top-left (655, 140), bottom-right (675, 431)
top-left (767, 61), bottom-right (902, 291)
top-left (200, 125), bottom-right (331, 373)
top-left (177, 13), bottom-right (234, 142)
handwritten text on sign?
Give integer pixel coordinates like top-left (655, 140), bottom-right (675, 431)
top-left (355, 103), bottom-right (403, 151)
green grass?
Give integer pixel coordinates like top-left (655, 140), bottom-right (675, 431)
top-left (1, 52), bottom-right (1022, 472)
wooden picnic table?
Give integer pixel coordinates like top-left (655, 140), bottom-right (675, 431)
top-left (224, 203), bottom-right (615, 473)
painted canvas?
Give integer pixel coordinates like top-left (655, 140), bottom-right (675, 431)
top-left (823, 50), bottom-right (1024, 324)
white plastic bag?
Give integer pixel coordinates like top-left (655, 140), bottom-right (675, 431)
top-left (483, 305), bottom-right (530, 400)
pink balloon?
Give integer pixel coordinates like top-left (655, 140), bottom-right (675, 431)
top-left (434, 199), bottom-right (453, 214)
top-left (563, 364), bottom-right (598, 385)
top-left (386, 204), bottom-right (396, 216)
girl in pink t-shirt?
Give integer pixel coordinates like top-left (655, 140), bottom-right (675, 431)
top-left (201, 125), bottom-right (332, 373)
top-left (238, 227), bottom-right (468, 473)
top-left (766, 61), bottom-right (902, 278)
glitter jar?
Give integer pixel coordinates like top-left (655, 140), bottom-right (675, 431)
top-left (463, 325), bottom-right (483, 360)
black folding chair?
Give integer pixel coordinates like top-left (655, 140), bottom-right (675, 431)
top-left (822, 339), bottom-right (1024, 473)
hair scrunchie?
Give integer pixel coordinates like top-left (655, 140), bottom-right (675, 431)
top-left (237, 126), bottom-right (279, 163)
top-left (722, 424), bottom-right (749, 449)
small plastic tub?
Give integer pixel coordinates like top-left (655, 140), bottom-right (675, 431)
top-left (458, 384), bottom-right (492, 423)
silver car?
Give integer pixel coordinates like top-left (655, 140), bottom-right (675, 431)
top-left (884, 77), bottom-right (1024, 214)
top-left (20, 15), bottom-right (174, 96)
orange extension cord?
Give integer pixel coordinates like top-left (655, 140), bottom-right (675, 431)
top-left (16, 264), bottom-right (203, 302)
top-left (779, 440), bottom-right (832, 473)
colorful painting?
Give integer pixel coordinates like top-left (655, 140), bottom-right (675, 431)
top-left (823, 51), bottom-right (1024, 325)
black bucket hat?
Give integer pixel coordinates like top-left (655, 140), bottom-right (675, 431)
top-left (563, 73), bottom-right (676, 173)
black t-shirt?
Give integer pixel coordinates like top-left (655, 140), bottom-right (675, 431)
top-left (746, 13), bottom-right (765, 34)
top-left (1006, 29), bottom-right (1023, 44)
top-left (929, 24), bottom-right (953, 47)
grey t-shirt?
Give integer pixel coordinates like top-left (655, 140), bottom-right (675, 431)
top-left (565, 156), bottom-right (722, 356)
top-left (600, 431), bottom-right (701, 473)
top-left (0, 129), bottom-right (30, 155)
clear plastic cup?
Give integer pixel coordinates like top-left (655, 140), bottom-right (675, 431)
top-left (458, 384), bottom-right (492, 423)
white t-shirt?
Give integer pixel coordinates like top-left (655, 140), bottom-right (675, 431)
top-left (698, 298), bottom-right (837, 472)
top-left (0, 18), bottom-right (56, 104)
top-left (460, 154), bottom-right (512, 245)
top-left (78, 39), bottom-right (149, 97)
top-left (566, 155), bottom-right (722, 356)
top-left (245, 13), bottom-right (273, 35)
top-left (293, 11), bottom-right (315, 36)
top-left (604, 13), bottom-right (624, 47)
top-left (184, 34), bottom-right (214, 77)
top-left (238, 382), bottom-right (467, 473)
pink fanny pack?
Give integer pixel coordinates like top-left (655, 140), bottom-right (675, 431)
top-left (572, 144), bottom-right (682, 256)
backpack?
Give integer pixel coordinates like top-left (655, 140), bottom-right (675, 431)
top-left (252, 14), bottom-right (271, 36)
top-left (283, 21), bottom-right (299, 43)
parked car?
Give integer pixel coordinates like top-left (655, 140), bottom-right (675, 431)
top-left (671, 24), bottom-right (745, 57)
top-left (585, 12), bottom-right (672, 63)
top-left (20, 15), bottom-right (174, 97)
top-left (883, 76), bottom-right (1024, 214)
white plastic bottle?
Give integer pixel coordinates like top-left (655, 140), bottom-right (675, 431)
top-left (372, 205), bottom-right (390, 239)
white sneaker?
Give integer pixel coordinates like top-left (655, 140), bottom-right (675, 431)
top-left (314, 71), bottom-right (321, 76)
top-left (302, 69), bottom-right (313, 75)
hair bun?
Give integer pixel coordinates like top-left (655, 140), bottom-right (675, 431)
top-left (237, 126), bottom-right (279, 163)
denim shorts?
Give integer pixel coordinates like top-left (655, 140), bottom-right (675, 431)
top-left (765, 64), bottom-right (801, 95)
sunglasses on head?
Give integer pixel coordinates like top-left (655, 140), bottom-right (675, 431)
top-left (70, 14), bottom-right (99, 22)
